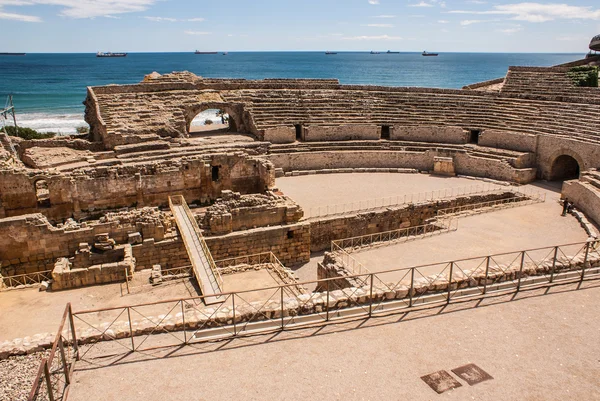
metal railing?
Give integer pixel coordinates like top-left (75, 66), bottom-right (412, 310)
top-left (437, 188), bottom-right (546, 217)
top-left (28, 304), bottom-right (79, 401)
top-left (305, 182), bottom-right (505, 219)
top-left (169, 195), bottom-right (224, 294)
top-left (331, 219), bottom-right (458, 254)
top-left (1, 270), bottom-right (53, 290)
top-left (64, 239), bottom-right (600, 368)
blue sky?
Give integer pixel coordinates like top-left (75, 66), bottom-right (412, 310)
top-left (0, 1), bottom-right (599, 52)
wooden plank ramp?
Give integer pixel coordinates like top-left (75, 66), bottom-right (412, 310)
top-left (169, 195), bottom-right (224, 305)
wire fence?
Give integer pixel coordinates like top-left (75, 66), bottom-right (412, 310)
top-left (437, 188), bottom-right (546, 217)
top-left (0, 270), bottom-right (53, 290)
top-left (57, 239), bottom-right (600, 373)
top-left (27, 305), bottom-right (78, 401)
top-left (305, 182), bottom-right (506, 219)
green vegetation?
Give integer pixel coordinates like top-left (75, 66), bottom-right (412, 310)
top-left (75, 126), bottom-right (90, 134)
top-left (0, 126), bottom-right (56, 140)
top-left (567, 66), bottom-right (599, 88)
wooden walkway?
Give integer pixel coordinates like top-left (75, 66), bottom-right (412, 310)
top-left (169, 196), bottom-right (224, 305)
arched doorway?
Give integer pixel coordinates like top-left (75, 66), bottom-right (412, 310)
top-left (189, 108), bottom-right (233, 135)
top-left (550, 155), bottom-right (580, 181)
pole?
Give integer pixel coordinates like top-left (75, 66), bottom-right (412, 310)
top-left (447, 262), bottom-right (454, 303)
top-left (581, 242), bottom-right (590, 282)
top-left (368, 274), bottom-right (374, 317)
top-left (181, 301), bottom-right (188, 343)
top-left (409, 268), bottom-right (415, 307)
top-left (550, 246), bottom-right (558, 283)
top-left (44, 360), bottom-right (55, 401)
top-left (516, 251), bottom-right (525, 291)
top-left (126, 307), bottom-right (134, 351)
top-left (326, 279), bottom-right (330, 321)
top-left (482, 256), bottom-right (490, 295)
top-left (58, 337), bottom-right (70, 385)
top-left (68, 304), bottom-right (79, 360)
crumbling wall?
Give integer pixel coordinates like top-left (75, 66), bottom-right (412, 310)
top-left (0, 153), bottom-right (275, 221)
top-left (478, 130), bottom-right (537, 153)
top-left (201, 190), bottom-right (303, 235)
top-left (0, 211), bottom-right (168, 276)
top-left (51, 244), bottom-right (135, 290)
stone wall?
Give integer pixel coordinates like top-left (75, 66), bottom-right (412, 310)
top-left (478, 130), bottom-right (537, 153)
top-left (303, 125), bottom-right (380, 142)
top-left (536, 135), bottom-right (600, 180)
top-left (562, 178), bottom-right (600, 227)
top-left (262, 127), bottom-right (296, 144)
top-left (0, 212), bottom-right (168, 276)
top-left (132, 237), bottom-right (190, 271)
top-left (0, 153), bottom-right (275, 222)
top-left (391, 126), bottom-right (467, 144)
top-left (201, 190), bottom-right (303, 235)
top-left (51, 244), bottom-right (135, 290)
top-left (267, 150), bottom-right (536, 183)
top-left (309, 191), bottom-right (518, 252)
top-left (205, 223), bottom-right (311, 265)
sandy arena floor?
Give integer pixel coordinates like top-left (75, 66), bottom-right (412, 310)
top-left (67, 282), bottom-right (600, 401)
top-left (276, 173), bottom-right (498, 215)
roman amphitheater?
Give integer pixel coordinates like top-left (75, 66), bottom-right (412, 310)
top-left (1, 52), bottom-right (600, 400)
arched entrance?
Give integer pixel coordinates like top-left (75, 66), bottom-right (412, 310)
top-left (550, 155), bottom-right (580, 181)
top-left (189, 108), bottom-right (235, 135)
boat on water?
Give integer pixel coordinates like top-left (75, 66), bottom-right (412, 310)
top-left (325, 51), bottom-right (337, 55)
top-left (222, 52), bottom-right (228, 55)
top-left (370, 51), bottom-right (380, 54)
top-left (422, 51), bottom-right (439, 56)
top-left (195, 51), bottom-right (218, 54)
top-left (386, 50), bottom-right (400, 54)
top-left (0, 53), bottom-right (26, 56)
top-left (96, 52), bottom-right (127, 58)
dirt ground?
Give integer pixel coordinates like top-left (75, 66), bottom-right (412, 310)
top-left (276, 173), bottom-right (499, 215)
top-left (68, 282), bottom-right (600, 401)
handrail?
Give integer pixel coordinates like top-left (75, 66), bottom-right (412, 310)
top-left (169, 195), bottom-right (224, 293)
top-left (305, 182), bottom-right (506, 219)
top-left (436, 190), bottom-right (546, 217)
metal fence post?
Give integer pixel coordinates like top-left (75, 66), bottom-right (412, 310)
top-left (126, 307), bottom-right (134, 351)
top-left (550, 246), bottom-right (558, 283)
top-left (58, 336), bottom-right (70, 385)
top-left (368, 274), bottom-right (374, 317)
top-left (516, 251), bottom-right (526, 291)
top-left (67, 304), bottom-right (79, 360)
top-left (44, 360), bottom-right (55, 401)
top-left (280, 286), bottom-right (285, 329)
top-left (181, 300), bottom-right (188, 343)
top-left (409, 268), bottom-right (415, 307)
top-left (447, 262), bottom-right (454, 303)
top-left (581, 241), bottom-right (591, 282)
top-left (482, 256), bottom-right (490, 294)
top-left (326, 279), bottom-right (330, 321)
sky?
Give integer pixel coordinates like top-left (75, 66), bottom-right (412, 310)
top-left (0, 1), bottom-right (599, 53)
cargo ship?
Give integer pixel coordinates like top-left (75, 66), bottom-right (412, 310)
top-left (195, 51), bottom-right (218, 54)
top-left (422, 51), bottom-right (439, 56)
top-left (325, 51), bottom-right (337, 55)
top-left (386, 50), bottom-right (400, 54)
top-left (0, 53), bottom-right (26, 56)
top-left (96, 52), bottom-right (127, 57)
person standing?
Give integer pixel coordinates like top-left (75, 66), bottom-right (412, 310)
top-left (561, 197), bottom-right (569, 216)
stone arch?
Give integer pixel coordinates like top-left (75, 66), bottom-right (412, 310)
top-left (549, 153), bottom-right (581, 181)
top-left (184, 103), bottom-right (247, 136)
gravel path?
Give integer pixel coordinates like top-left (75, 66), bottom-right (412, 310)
top-left (0, 351), bottom-right (49, 401)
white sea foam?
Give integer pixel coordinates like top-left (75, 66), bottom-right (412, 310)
top-left (2, 112), bottom-right (87, 135)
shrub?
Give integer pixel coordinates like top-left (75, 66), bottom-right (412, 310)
top-left (567, 66), bottom-right (599, 87)
top-left (0, 126), bottom-right (55, 140)
top-left (76, 126), bottom-right (89, 134)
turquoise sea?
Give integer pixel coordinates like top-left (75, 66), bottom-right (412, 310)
top-left (0, 52), bottom-right (584, 133)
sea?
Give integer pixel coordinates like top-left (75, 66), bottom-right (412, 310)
top-left (0, 52), bottom-right (584, 134)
